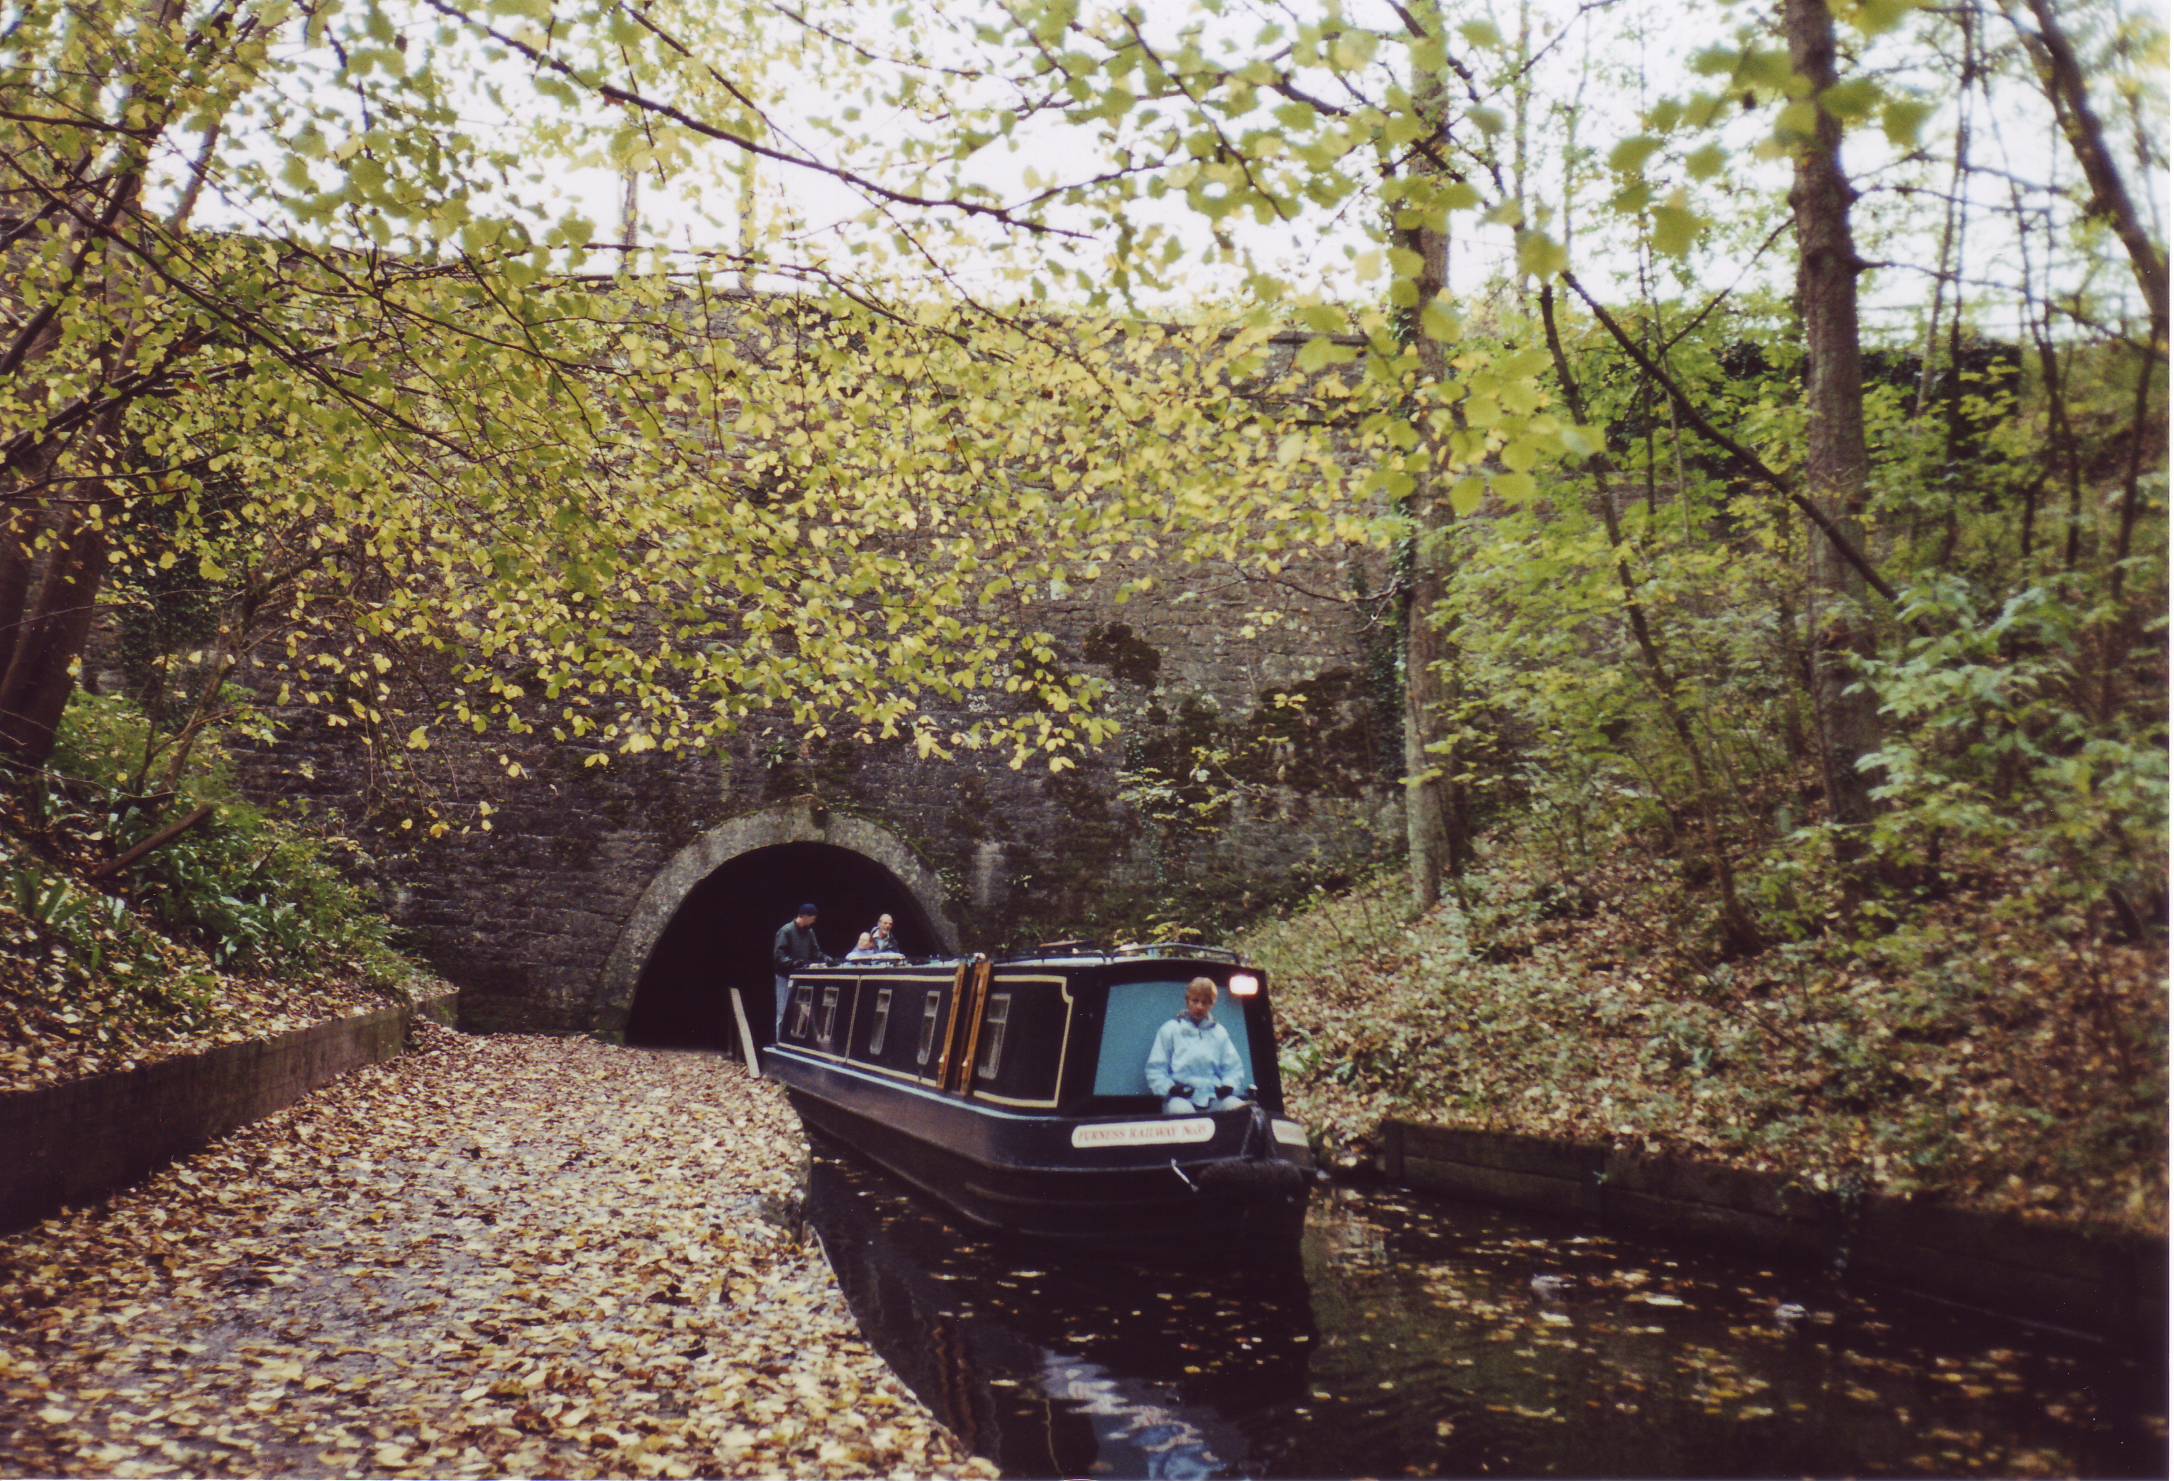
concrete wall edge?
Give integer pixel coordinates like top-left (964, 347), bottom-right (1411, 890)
top-left (0, 987), bottom-right (460, 1233)
top-left (1378, 1118), bottom-right (2165, 1343)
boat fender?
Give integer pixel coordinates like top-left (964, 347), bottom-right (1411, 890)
top-left (1195, 1158), bottom-right (1309, 1193)
top-left (1170, 1159), bottom-right (1199, 1194)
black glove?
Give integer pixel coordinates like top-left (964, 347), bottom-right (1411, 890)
top-left (1168, 1083), bottom-right (1194, 1100)
top-left (1215, 1085), bottom-right (1235, 1100)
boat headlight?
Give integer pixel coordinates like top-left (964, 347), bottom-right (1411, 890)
top-left (1228, 972), bottom-right (1260, 997)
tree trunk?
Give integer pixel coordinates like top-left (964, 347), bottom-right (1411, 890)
top-left (1400, 212), bottom-right (1467, 913)
top-left (1933, 8), bottom-right (1977, 568)
top-left (1914, 5), bottom-right (1974, 425)
top-left (166, 120), bottom-right (223, 232)
top-left (0, 486), bottom-right (53, 688)
top-left (0, 497), bottom-right (110, 765)
top-left (620, 165), bottom-right (643, 246)
top-left (2014, 0), bottom-right (2165, 723)
top-left (1397, 0), bottom-right (1470, 915)
top-left (2019, 0), bottom-right (2169, 344)
top-left (1784, 0), bottom-right (1882, 837)
top-left (1401, 560), bottom-right (1453, 914)
top-left (0, 0), bottom-right (198, 770)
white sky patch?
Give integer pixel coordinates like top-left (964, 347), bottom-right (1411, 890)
top-left (157, 0), bottom-right (2165, 340)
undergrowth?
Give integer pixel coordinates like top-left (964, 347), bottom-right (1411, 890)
top-left (0, 691), bottom-right (430, 1090)
top-left (1244, 841), bottom-right (2168, 1237)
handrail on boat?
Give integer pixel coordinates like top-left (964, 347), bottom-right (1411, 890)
top-left (1111, 943), bottom-right (1243, 963)
top-left (989, 940), bottom-right (1248, 965)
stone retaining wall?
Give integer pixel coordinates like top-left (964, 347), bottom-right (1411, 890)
top-left (1382, 1120), bottom-right (2166, 1343)
top-left (0, 989), bottom-right (459, 1232)
top-left (236, 545), bottom-right (1401, 1035)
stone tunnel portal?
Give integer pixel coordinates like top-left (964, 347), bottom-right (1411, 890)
top-left (625, 841), bottom-right (943, 1049)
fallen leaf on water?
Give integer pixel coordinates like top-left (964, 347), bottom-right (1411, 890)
top-left (0, 1032), bottom-right (995, 1480)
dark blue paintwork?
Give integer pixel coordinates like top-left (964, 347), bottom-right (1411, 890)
top-left (763, 950), bottom-right (1314, 1246)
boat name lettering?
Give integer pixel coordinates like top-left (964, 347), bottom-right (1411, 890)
top-left (1070, 1118), bottom-right (1214, 1148)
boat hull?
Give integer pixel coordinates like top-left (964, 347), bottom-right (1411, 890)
top-left (770, 1048), bottom-right (1312, 1248)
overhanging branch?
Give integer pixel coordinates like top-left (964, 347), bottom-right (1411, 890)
top-left (1557, 270), bottom-right (1902, 609)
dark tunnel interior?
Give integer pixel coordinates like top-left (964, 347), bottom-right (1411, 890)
top-left (625, 842), bottom-right (941, 1051)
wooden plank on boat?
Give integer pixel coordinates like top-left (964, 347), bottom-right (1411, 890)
top-left (932, 957), bottom-right (972, 1090)
top-left (954, 957), bottom-right (994, 1094)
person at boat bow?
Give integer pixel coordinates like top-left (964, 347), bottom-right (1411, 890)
top-left (1146, 976), bottom-right (1249, 1115)
top-left (869, 913), bottom-right (900, 954)
top-left (772, 904), bottom-right (823, 1032)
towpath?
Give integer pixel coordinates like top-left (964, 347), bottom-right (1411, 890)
top-left (0, 1025), bottom-right (992, 1479)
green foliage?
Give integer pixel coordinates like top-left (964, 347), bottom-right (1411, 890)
top-left (1858, 576), bottom-right (2168, 920)
top-left (44, 692), bottom-right (411, 986)
top-left (2, 695), bottom-right (435, 1083)
top-left (135, 800), bottom-right (405, 983)
top-left (1, 0), bottom-right (2162, 1221)
top-left (1235, 245), bottom-right (2166, 1226)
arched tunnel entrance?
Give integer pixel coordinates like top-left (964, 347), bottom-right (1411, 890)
top-left (624, 841), bottom-right (942, 1049)
top-left (596, 800), bottom-right (959, 1051)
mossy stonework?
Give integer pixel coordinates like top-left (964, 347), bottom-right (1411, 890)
top-left (240, 553), bottom-right (1400, 1033)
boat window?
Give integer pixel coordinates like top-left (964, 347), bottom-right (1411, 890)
top-left (789, 985), bottom-right (815, 1039)
top-left (915, 992), bottom-right (941, 1066)
top-left (1092, 980), bottom-right (1257, 1097)
top-left (868, 989), bottom-right (893, 1054)
top-left (816, 986), bottom-right (841, 1046)
top-left (975, 993), bottom-right (1012, 1079)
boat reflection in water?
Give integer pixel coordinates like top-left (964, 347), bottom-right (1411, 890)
top-left (803, 1138), bottom-right (1316, 1478)
top-left (805, 1142), bottom-right (2167, 1480)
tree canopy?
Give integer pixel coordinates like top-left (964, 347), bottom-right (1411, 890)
top-left (1, 0), bottom-right (2164, 944)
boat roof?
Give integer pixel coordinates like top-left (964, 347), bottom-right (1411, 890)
top-left (997, 942), bottom-right (1254, 967)
top-left (794, 942), bottom-right (1258, 971)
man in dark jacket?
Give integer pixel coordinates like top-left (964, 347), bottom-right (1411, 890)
top-left (772, 904), bottom-right (823, 1033)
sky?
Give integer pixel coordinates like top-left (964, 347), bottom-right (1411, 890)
top-left (164, 0), bottom-right (2169, 340)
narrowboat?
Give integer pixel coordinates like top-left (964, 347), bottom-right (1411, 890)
top-left (762, 944), bottom-right (1314, 1247)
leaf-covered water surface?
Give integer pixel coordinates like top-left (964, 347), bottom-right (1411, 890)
top-left (0, 1028), bottom-right (992, 1479)
top-left (804, 1153), bottom-right (2168, 1479)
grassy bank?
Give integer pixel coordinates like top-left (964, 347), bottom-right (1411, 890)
top-left (1244, 844), bottom-right (2167, 1238)
top-left (0, 693), bottom-right (435, 1092)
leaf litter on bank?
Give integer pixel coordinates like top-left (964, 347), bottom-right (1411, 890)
top-left (1246, 847), bottom-right (2166, 1236)
top-left (0, 1027), bottom-right (995, 1479)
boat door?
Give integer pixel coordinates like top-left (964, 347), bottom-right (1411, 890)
top-left (936, 955), bottom-right (993, 1093)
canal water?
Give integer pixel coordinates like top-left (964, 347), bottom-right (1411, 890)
top-left (801, 1143), bottom-right (2167, 1478)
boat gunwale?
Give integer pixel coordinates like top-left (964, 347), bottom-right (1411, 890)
top-left (769, 1040), bottom-right (1306, 1135)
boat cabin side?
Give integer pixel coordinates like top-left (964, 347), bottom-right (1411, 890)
top-left (772, 954), bottom-right (1287, 1117)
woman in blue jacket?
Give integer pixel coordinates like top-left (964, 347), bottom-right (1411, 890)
top-left (1145, 977), bottom-right (1250, 1114)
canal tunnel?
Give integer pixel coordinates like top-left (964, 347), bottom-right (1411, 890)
top-left (624, 840), bottom-right (944, 1050)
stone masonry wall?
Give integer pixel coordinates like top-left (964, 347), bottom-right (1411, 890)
top-left (239, 544), bottom-right (1402, 1034)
